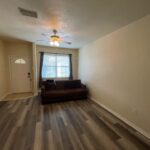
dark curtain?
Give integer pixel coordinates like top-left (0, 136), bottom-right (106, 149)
top-left (39, 52), bottom-right (44, 87)
top-left (69, 54), bottom-right (73, 80)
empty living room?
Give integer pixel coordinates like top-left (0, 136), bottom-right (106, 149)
top-left (0, 0), bottom-right (150, 150)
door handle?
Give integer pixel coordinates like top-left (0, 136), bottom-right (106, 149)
top-left (27, 72), bottom-right (31, 78)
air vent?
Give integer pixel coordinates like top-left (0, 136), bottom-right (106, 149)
top-left (18, 7), bottom-right (38, 18)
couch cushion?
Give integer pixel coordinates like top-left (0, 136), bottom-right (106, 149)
top-left (54, 80), bottom-right (81, 89)
top-left (42, 80), bottom-right (56, 90)
top-left (44, 88), bottom-right (87, 98)
top-left (64, 80), bottom-right (81, 89)
top-left (55, 81), bottom-right (65, 89)
top-left (65, 88), bottom-right (88, 97)
top-left (44, 90), bottom-right (66, 98)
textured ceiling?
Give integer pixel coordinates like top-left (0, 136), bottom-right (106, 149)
top-left (0, 0), bottom-right (150, 48)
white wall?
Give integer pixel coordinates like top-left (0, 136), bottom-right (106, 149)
top-left (0, 40), bottom-right (8, 99)
top-left (79, 15), bottom-right (150, 137)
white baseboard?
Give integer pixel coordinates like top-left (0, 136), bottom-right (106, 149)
top-left (89, 96), bottom-right (150, 140)
top-left (0, 92), bottom-right (11, 101)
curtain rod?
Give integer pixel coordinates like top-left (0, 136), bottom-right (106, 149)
top-left (39, 52), bottom-right (72, 55)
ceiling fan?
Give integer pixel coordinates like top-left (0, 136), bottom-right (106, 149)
top-left (37, 29), bottom-right (72, 46)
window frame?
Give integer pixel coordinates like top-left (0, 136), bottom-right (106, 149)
top-left (41, 53), bottom-right (71, 80)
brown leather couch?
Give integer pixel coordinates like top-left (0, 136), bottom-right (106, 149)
top-left (41, 80), bottom-right (88, 104)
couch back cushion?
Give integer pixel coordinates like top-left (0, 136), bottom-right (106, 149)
top-left (55, 81), bottom-right (66, 89)
top-left (42, 80), bottom-right (56, 90)
top-left (44, 80), bottom-right (82, 90)
top-left (64, 80), bottom-right (81, 89)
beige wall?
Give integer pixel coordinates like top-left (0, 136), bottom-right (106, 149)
top-left (79, 15), bottom-right (150, 137)
top-left (36, 45), bottom-right (79, 89)
top-left (5, 42), bottom-right (32, 58)
top-left (0, 40), bottom-right (8, 99)
top-left (5, 41), bottom-right (33, 93)
top-left (32, 43), bottom-right (38, 94)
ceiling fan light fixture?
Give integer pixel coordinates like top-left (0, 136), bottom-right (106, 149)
top-left (38, 29), bottom-right (72, 46)
top-left (50, 34), bottom-right (60, 46)
top-left (50, 40), bottom-right (59, 46)
top-left (55, 41), bottom-right (59, 46)
top-left (50, 41), bottom-right (54, 46)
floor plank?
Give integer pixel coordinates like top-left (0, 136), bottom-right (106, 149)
top-left (0, 97), bottom-right (149, 150)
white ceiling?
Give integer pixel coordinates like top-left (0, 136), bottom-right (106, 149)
top-left (0, 0), bottom-right (150, 48)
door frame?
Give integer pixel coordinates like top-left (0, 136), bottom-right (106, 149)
top-left (9, 55), bottom-right (33, 93)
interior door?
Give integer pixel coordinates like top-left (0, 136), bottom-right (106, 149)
top-left (10, 56), bottom-right (32, 93)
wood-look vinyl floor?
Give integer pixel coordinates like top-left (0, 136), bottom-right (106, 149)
top-left (3, 92), bottom-right (34, 101)
top-left (0, 96), bottom-right (149, 150)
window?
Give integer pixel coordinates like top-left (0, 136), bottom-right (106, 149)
top-left (15, 58), bottom-right (26, 64)
top-left (42, 53), bottom-right (70, 78)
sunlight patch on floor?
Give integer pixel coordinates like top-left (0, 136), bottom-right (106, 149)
top-left (3, 92), bottom-right (34, 101)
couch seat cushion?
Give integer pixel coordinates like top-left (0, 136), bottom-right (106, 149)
top-left (44, 88), bottom-right (87, 98)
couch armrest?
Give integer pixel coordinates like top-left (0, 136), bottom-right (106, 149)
top-left (41, 85), bottom-right (45, 94)
top-left (81, 84), bottom-right (86, 88)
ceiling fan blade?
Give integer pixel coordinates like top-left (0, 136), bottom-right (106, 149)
top-left (41, 33), bottom-right (49, 36)
top-left (64, 41), bottom-right (72, 45)
top-left (36, 39), bottom-right (49, 42)
top-left (61, 35), bottom-right (71, 39)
